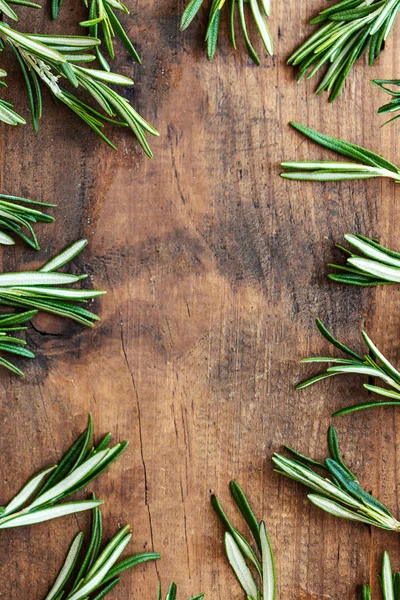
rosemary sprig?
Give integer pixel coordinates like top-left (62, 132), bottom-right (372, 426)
top-left (288, 0), bottom-right (400, 102)
top-left (0, 310), bottom-right (36, 376)
top-left (180, 0), bottom-right (273, 65)
top-left (212, 481), bottom-right (275, 600)
top-left (329, 234), bottom-right (400, 286)
top-left (0, 239), bottom-right (105, 329)
top-left (297, 318), bottom-right (400, 416)
top-left (281, 122), bottom-right (400, 182)
top-left (273, 426), bottom-right (400, 532)
top-left (373, 78), bottom-right (400, 124)
top-left (158, 583), bottom-right (205, 600)
top-left (363, 552), bottom-right (400, 600)
top-left (0, 415), bottom-right (127, 529)
top-left (0, 193), bottom-right (55, 248)
top-left (44, 502), bottom-right (159, 600)
top-left (0, 27), bottom-right (158, 155)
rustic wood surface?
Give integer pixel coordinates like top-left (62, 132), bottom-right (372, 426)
top-left (1, 1), bottom-right (400, 598)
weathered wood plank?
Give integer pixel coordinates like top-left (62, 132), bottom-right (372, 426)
top-left (0, 1), bottom-right (400, 598)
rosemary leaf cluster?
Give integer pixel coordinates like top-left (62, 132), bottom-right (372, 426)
top-left (363, 553), bottom-right (400, 600)
top-left (159, 583), bottom-right (204, 600)
top-left (0, 415), bottom-right (127, 529)
top-left (44, 502), bottom-right (159, 600)
top-left (180, 0), bottom-right (273, 64)
top-left (0, 310), bottom-right (36, 376)
top-left (0, 238), bottom-right (105, 326)
top-left (0, 193), bottom-right (55, 248)
top-left (373, 78), bottom-right (400, 124)
top-left (0, 69), bottom-right (25, 125)
top-left (0, 26), bottom-right (158, 155)
top-left (51, 0), bottom-right (140, 68)
top-left (289, 0), bottom-right (400, 102)
top-left (212, 481), bottom-right (275, 600)
top-left (297, 318), bottom-right (400, 416)
top-left (329, 234), bottom-right (400, 285)
top-left (273, 427), bottom-right (400, 532)
top-left (281, 122), bottom-right (400, 182)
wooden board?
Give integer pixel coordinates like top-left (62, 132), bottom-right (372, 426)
top-left (1, 1), bottom-right (400, 598)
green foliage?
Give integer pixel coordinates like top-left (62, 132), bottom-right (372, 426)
top-left (44, 503), bottom-right (159, 600)
top-left (212, 480), bottom-right (275, 600)
top-left (297, 318), bottom-right (400, 416)
top-left (180, 0), bottom-right (273, 64)
top-left (289, 0), bottom-right (400, 102)
top-left (0, 26), bottom-right (158, 155)
top-left (0, 415), bottom-right (127, 529)
top-left (0, 193), bottom-right (55, 249)
top-left (273, 427), bottom-right (400, 531)
top-left (281, 122), bottom-right (400, 182)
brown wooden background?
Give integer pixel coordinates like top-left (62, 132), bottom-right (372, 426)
top-left (1, 1), bottom-right (400, 598)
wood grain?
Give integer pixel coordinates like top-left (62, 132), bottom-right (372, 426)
top-left (0, 1), bottom-right (400, 598)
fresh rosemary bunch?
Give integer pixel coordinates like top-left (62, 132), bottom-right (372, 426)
top-left (0, 415), bottom-right (127, 529)
top-left (212, 480), bottom-right (275, 600)
top-left (297, 318), bottom-right (400, 416)
top-left (0, 239), bottom-right (105, 328)
top-left (0, 310), bottom-right (36, 376)
top-left (0, 26), bottom-right (158, 155)
top-left (273, 426), bottom-right (400, 532)
top-left (44, 502), bottom-right (159, 600)
top-left (0, 193), bottom-right (55, 248)
top-left (373, 78), bottom-right (400, 124)
top-left (363, 552), bottom-right (400, 600)
top-left (329, 234), bottom-right (400, 286)
top-left (180, 0), bottom-right (273, 65)
top-left (281, 122), bottom-right (400, 182)
top-left (288, 0), bottom-right (400, 102)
